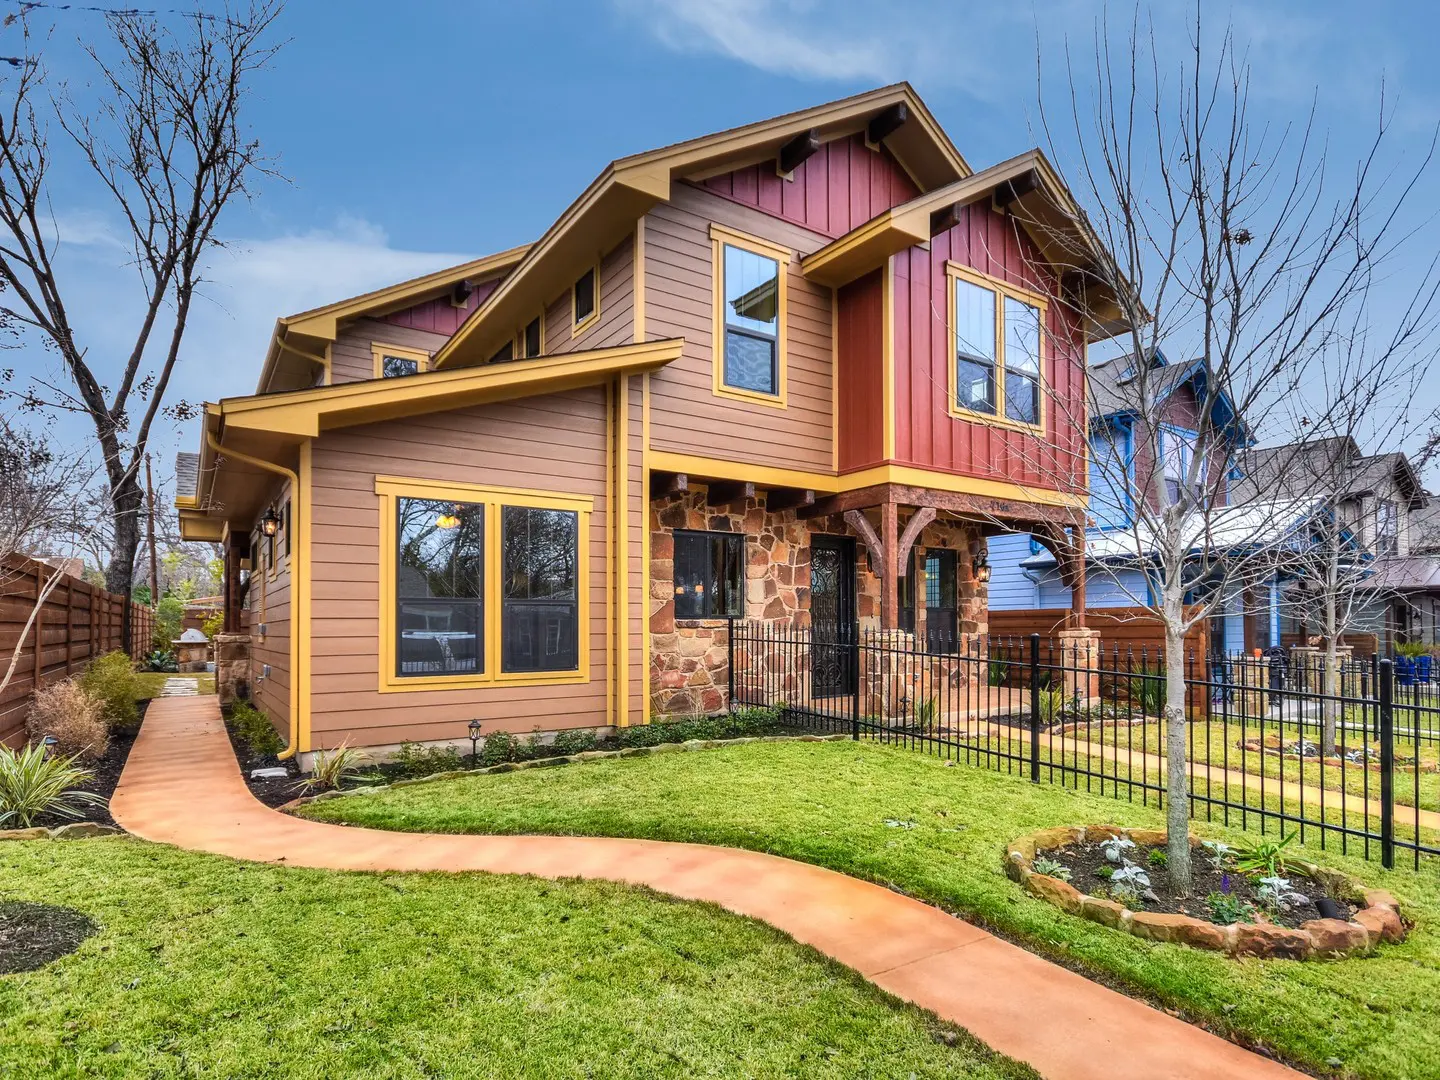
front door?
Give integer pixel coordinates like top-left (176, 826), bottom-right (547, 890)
top-left (810, 536), bottom-right (856, 698)
top-left (922, 549), bottom-right (958, 654)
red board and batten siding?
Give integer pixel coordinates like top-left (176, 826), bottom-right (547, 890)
top-left (702, 133), bottom-right (921, 240)
top-left (888, 204), bottom-right (1087, 494)
top-left (384, 277), bottom-right (500, 337)
top-left (836, 270), bottom-right (885, 472)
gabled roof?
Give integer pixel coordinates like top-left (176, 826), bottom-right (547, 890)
top-left (434, 83), bottom-right (970, 370)
top-left (255, 243), bottom-right (531, 394)
top-left (1087, 351), bottom-right (1246, 439)
top-left (800, 149), bottom-right (1133, 341)
top-left (1232, 438), bottom-right (1426, 509)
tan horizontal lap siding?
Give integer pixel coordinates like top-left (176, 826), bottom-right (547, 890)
top-left (645, 185), bottom-right (834, 473)
top-left (307, 387), bottom-right (612, 749)
top-left (544, 237), bottom-right (635, 354)
top-left (245, 476), bottom-right (292, 738)
top-left (329, 318), bottom-right (449, 385)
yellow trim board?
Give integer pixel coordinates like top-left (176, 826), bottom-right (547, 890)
top-left (615, 374), bottom-right (630, 727)
top-left (371, 342), bottom-right (431, 379)
top-left (296, 441), bottom-right (313, 753)
top-left (710, 223), bottom-right (790, 410)
top-left (645, 449), bottom-right (1084, 509)
top-left (221, 339), bottom-right (684, 438)
top-left (375, 477), bottom-right (593, 694)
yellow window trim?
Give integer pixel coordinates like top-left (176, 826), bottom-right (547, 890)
top-left (515, 310), bottom-right (546, 359)
top-left (375, 476), bottom-right (593, 693)
top-left (571, 260), bottom-right (602, 338)
top-left (371, 342), bottom-right (431, 380)
top-left (710, 222), bottom-right (790, 410)
top-left (945, 261), bottom-right (1047, 436)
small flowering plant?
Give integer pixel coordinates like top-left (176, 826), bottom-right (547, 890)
top-left (1101, 835), bottom-right (1136, 863)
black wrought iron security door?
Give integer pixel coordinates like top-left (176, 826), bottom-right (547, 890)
top-left (810, 536), bottom-right (856, 698)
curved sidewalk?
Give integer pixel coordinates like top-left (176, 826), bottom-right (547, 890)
top-left (112, 696), bottom-right (1299, 1080)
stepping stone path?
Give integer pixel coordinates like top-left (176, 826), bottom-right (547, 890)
top-left (159, 677), bottom-right (200, 697)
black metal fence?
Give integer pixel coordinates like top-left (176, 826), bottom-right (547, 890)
top-left (727, 620), bottom-right (1439, 870)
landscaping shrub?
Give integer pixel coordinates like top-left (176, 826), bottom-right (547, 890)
top-left (229, 701), bottom-right (284, 758)
top-left (549, 729), bottom-right (599, 756)
top-left (393, 740), bottom-right (462, 778)
top-left (616, 705), bottom-right (784, 749)
top-left (76, 650), bottom-right (140, 732)
top-left (0, 743), bottom-right (106, 827)
top-left (26, 681), bottom-right (108, 763)
top-left (479, 731), bottom-right (521, 766)
top-left (201, 610), bottom-right (224, 639)
top-left (151, 596), bottom-right (184, 651)
top-left (297, 742), bottom-right (370, 793)
top-left (143, 649), bottom-right (178, 673)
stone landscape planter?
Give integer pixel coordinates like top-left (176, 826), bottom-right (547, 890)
top-left (1005, 824), bottom-right (1408, 960)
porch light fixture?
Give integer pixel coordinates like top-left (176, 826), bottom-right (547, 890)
top-left (260, 506), bottom-right (281, 538)
top-left (468, 718), bottom-right (482, 764)
top-left (973, 550), bottom-right (991, 585)
top-left (435, 505), bottom-right (462, 530)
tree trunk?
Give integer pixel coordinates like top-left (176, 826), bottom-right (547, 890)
top-left (106, 469), bottom-right (144, 653)
top-left (1164, 618), bottom-right (1193, 895)
top-left (1321, 641), bottom-right (1340, 757)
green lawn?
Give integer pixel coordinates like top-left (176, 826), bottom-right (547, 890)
top-left (0, 837), bottom-right (1027, 1079)
top-left (305, 739), bottom-right (1440, 1080)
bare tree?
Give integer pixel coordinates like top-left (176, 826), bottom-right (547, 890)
top-left (1024, 8), bottom-right (1440, 892)
top-left (0, 4), bottom-right (281, 639)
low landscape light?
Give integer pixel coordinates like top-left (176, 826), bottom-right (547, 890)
top-left (468, 718), bottom-right (482, 763)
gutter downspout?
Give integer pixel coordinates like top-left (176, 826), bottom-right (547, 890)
top-left (207, 429), bottom-right (302, 760)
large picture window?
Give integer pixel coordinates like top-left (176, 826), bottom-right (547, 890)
top-left (711, 224), bottom-right (789, 408)
top-left (378, 477), bottom-right (592, 691)
top-left (673, 530), bottom-right (743, 619)
top-left (948, 264), bottom-right (1047, 430)
top-left (501, 506), bottom-right (580, 672)
top-left (395, 498), bottom-right (484, 677)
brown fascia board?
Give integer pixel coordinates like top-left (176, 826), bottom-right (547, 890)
top-left (434, 84), bottom-right (972, 371)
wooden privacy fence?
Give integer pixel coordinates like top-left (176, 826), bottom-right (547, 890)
top-left (987, 606), bottom-right (1210, 658)
top-left (0, 554), bottom-right (153, 746)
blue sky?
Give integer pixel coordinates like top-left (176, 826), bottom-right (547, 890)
top-left (16, 0), bottom-right (1440, 492)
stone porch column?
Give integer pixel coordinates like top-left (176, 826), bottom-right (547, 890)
top-left (1056, 627), bottom-right (1102, 704)
top-left (213, 632), bottom-right (252, 706)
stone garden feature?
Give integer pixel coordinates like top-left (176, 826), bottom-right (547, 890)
top-left (1006, 825), bottom-right (1408, 960)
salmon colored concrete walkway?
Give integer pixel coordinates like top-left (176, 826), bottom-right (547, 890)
top-left (112, 696), bottom-right (1300, 1080)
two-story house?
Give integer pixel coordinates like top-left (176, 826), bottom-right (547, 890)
top-left (1234, 437), bottom-right (1430, 650)
top-left (175, 85), bottom-right (1128, 761)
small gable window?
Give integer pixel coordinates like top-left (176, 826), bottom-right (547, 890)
top-left (519, 315), bottom-right (543, 359)
top-left (673, 529), bottom-right (744, 619)
top-left (710, 223), bottom-right (789, 408)
top-left (572, 266), bottom-right (598, 331)
top-left (947, 264), bottom-right (1046, 430)
top-left (372, 343), bottom-right (429, 379)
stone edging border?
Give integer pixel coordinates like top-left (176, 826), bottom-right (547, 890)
top-left (283, 733), bottom-right (853, 812)
top-left (1005, 824), bottom-right (1408, 960)
top-left (0, 822), bottom-right (123, 842)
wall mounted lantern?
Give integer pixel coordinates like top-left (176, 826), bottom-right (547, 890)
top-left (259, 506), bottom-right (281, 538)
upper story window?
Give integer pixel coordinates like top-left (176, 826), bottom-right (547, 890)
top-left (1376, 499), bottom-right (1399, 555)
top-left (572, 265), bottom-right (598, 333)
top-left (1088, 427), bottom-right (1130, 529)
top-left (519, 315), bottom-right (543, 359)
top-left (947, 264), bottom-right (1045, 430)
top-left (710, 223), bottom-right (790, 408)
top-left (1157, 425), bottom-right (1205, 505)
top-left (378, 477), bottom-right (592, 692)
top-left (673, 529), bottom-right (743, 619)
top-left (373, 343), bottom-right (429, 379)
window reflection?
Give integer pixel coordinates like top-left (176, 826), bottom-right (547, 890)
top-left (396, 498), bottom-right (484, 676)
top-left (723, 244), bottom-right (780, 395)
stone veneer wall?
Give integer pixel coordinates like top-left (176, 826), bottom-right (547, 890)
top-left (648, 491), bottom-right (990, 719)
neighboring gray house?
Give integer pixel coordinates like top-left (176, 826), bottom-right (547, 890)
top-left (1233, 437), bottom-right (1431, 649)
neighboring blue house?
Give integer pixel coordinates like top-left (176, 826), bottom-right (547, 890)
top-left (988, 351), bottom-right (1256, 649)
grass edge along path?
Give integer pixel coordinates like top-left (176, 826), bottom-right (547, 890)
top-left (305, 739), bottom-right (1440, 1080)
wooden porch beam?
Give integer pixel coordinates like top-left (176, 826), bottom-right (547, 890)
top-left (707, 480), bottom-right (755, 508)
top-left (765, 487), bottom-right (815, 512)
top-left (843, 509), bottom-right (883, 568)
top-left (993, 168), bottom-right (1040, 208)
top-left (803, 482), bottom-right (1081, 527)
top-left (650, 471), bottom-right (688, 499)
top-left (778, 128), bottom-right (821, 177)
top-left (866, 102), bottom-right (908, 147)
top-left (880, 501), bottom-right (899, 629)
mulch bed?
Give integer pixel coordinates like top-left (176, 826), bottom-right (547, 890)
top-left (0, 901), bottom-right (97, 973)
top-left (222, 718), bottom-right (303, 809)
top-left (1044, 837), bottom-right (1354, 929)
top-left (30, 700), bottom-right (149, 830)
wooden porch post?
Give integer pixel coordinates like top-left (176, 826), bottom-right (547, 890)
top-left (1069, 527), bottom-right (1087, 629)
top-left (880, 500), bottom-right (899, 630)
